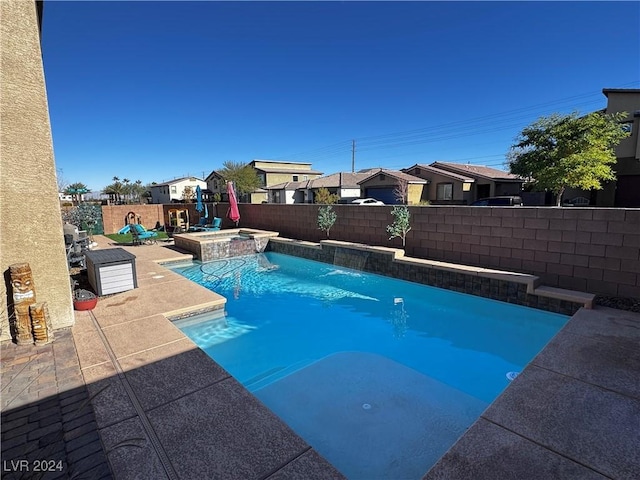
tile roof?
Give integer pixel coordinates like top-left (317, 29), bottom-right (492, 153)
top-left (405, 164), bottom-right (475, 182)
top-left (358, 168), bottom-right (428, 184)
top-left (256, 166), bottom-right (324, 175)
top-left (309, 172), bottom-right (371, 189)
top-left (430, 162), bottom-right (522, 181)
top-left (151, 176), bottom-right (204, 187)
top-left (265, 181), bottom-right (307, 190)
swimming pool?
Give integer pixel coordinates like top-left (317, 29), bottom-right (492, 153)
top-left (169, 252), bottom-right (568, 479)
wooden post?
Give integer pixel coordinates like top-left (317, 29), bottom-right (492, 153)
top-left (9, 263), bottom-right (36, 345)
top-left (30, 302), bottom-right (53, 346)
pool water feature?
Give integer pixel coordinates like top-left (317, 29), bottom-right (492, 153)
top-left (173, 228), bottom-right (279, 262)
top-left (169, 252), bottom-right (568, 479)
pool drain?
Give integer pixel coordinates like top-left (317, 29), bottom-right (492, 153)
top-left (362, 403), bottom-right (372, 410)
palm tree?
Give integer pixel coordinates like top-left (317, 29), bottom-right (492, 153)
top-left (65, 182), bottom-right (90, 206)
top-left (122, 178), bottom-right (131, 203)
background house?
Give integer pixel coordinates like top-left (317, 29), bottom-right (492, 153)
top-left (405, 162), bottom-right (523, 204)
top-left (265, 181), bottom-right (307, 203)
top-left (403, 164), bottom-right (475, 204)
top-left (204, 170), bottom-right (226, 201)
top-left (149, 176), bottom-right (207, 204)
top-left (310, 172), bottom-right (371, 203)
top-left (266, 172), bottom-right (372, 204)
top-left (431, 162), bottom-right (523, 200)
top-left (572, 89), bottom-right (640, 207)
top-left (357, 169), bottom-right (428, 204)
top-left (248, 159), bottom-right (323, 204)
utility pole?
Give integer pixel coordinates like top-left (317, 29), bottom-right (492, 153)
top-left (351, 139), bottom-right (356, 173)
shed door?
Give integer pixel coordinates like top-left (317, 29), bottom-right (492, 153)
top-left (364, 187), bottom-right (397, 204)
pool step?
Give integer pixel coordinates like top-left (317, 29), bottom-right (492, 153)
top-left (533, 285), bottom-right (595, 309)
top-left (246, 359), bottom-right (316, 391)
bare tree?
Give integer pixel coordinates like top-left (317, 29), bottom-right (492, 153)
top-left (394, 180), bottom-right (408, 204)
top-left (56, 167), bottom-right (68, 193)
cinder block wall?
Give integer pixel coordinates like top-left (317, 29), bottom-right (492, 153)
top-left (1, 0), bottom-right (74, 339)
top-left (102, 204), bottom-right (165, 234)
top-left (234, 204), bottom-right (640, 299)
top-left (101, 203), bottom-right (219, 234)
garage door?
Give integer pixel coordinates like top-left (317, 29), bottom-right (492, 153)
top-left (615, 175), bottom-right (640, 207)
top-left (364, 187), bottom-right (397, 204)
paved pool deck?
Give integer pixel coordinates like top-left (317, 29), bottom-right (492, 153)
top-left (2, 235), bottom-right (639, 479)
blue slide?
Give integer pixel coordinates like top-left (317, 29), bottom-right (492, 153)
top-left (117, 225), bottom-right (131, 234)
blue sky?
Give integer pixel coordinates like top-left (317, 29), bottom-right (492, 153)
top-left (42, 1), bottom-right (640, 192)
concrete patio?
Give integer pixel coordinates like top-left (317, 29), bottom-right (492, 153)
top-left (2, 235), bottom-right (639, 479)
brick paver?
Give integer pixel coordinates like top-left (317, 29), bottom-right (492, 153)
top-left (1, 329), bottom-right (112, 479)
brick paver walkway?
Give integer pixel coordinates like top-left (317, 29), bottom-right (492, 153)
top-left (1, 329), bottom-right (112, 479)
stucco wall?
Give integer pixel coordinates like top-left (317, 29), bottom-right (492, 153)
top-left (1, 0), bottom-right (74, 340)
top-left (232, 203), bottom-right (640, 299)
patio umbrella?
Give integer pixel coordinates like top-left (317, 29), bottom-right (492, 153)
top-left (195, 185), bottom-right (204, 213)
top-left (227, 181), bottom-right (240, 225)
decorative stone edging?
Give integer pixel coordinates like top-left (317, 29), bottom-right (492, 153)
top-left (267, 238), bottom-right (593, 315)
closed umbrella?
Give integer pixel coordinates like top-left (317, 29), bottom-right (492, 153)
top-left (195, 185), bottom-right (204, 213)
top-left (227, 181), bottom-right (240, 225)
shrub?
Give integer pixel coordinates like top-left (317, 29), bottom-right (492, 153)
top-left (317, 205), bottom-right (337, 238)
top-left (387, 205), bottom-right (411, 247)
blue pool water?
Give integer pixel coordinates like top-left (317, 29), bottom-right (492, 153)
top-left (169, 252), bottom-right (568, 479)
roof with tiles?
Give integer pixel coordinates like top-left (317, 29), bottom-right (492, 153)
top-left (430, 162), bottom-right (522, 181)
top-left (310, 172), bottom-right (371, 189)
top-left (358, 168), bottom-right (428, 184)
top-left (405, 164), bottom-right (476, 182)
top-left (151, 176), bottom-right (205, 187)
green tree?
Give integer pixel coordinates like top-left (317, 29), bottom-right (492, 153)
top-left (387, 206), bottom-right (411, 247)
top-left (508, 111), bottom-right (630, 206)
top-left (314, 187), bottom-right (339, 204)
top-left (65, 182), bottom-right (90, 206)
top-left (218, 161), bottom-right (261, 196)
top-left (129, 180), bottom-right (147, 204)
top-left (104, 177), bottom-right (124, 203)
top-left (317, 205), bottom-right (337, 237)
top-left (122, 178), bottom-right (131, 203)
top-left (182, 185), bottom-right (195, 202)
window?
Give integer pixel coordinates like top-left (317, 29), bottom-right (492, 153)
top-left (436, 183), bottom-right (453, 201)
top-left (171, 186), bottom-right (177, 194)
top-left (292, 175), bottom-right (299, 181)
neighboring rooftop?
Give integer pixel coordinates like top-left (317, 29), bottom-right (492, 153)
top-left (358, 168), bottom-right (429, 184)
top-left (430, 162), bottom-right (523, 182)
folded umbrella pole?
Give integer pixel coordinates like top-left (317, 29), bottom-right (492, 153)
top-left (227, 181), bottom-right (240, 225)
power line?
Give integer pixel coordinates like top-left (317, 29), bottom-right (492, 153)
top-left (275, 81), bottom-right (640, 166)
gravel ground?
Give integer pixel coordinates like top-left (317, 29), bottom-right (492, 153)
top-left (595, 295), bottom-right (640, 313)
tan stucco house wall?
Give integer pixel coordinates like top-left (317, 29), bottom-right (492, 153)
top-left (1, 0), bottom-right (74, 340)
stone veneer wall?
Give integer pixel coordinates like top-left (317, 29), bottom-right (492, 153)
top-left (229, 203), bottom-right (640, 299)
top-left (267, 240), bottom-right (583, 315)
top-left (1, 0), bottom-right (74, 340)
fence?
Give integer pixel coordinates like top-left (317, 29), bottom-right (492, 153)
top-left (232, 203), bottom-right (640, 299)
